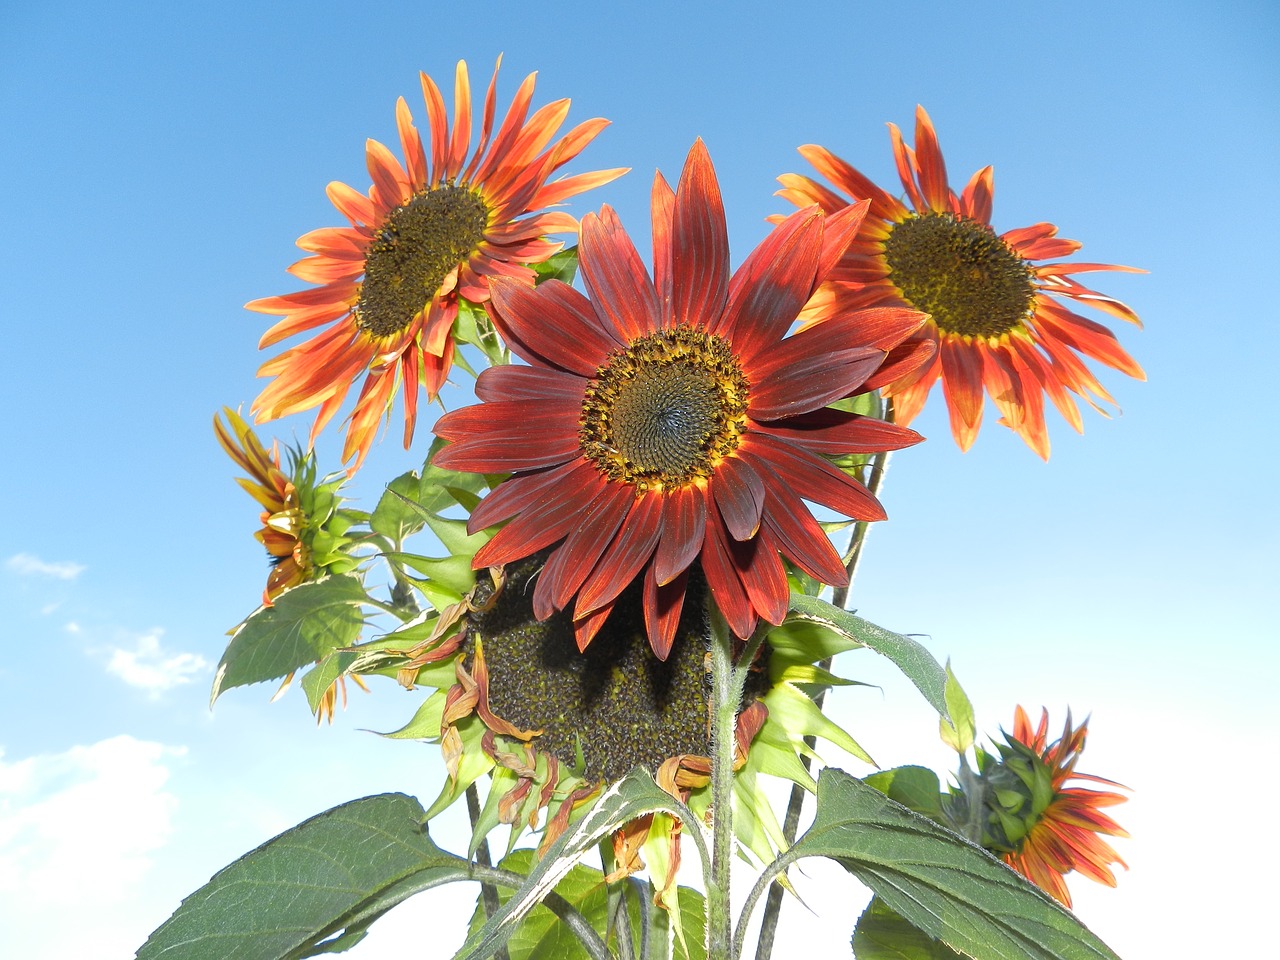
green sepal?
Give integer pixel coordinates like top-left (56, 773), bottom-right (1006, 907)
top-left (377, 690), bottom-right (448, 741)
top-left (939, 661), bottom-right (976, 754)
top-left (762, 682), bottom-right (875, 765)
top-left (424, 714), bottom-right (497, 821)
top-left (531, 246), bottom-right (580, 286)
top-left (300, 650), bottom-right (360, 713)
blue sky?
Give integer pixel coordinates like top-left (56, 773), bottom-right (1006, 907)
top-left (1, 1), bottom-right (1276, 956)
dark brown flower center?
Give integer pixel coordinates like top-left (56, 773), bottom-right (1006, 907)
top-left (579, 328), bottom-right (749, 491)
top-left (883, 212), bottom-right (1037, 338)
top-left (468, 553), bottom-right (769, 783)
top-left (354, 184), bottom-right (490, 339)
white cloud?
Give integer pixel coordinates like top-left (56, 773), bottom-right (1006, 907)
top-left (5, 552), bottom-right (86, 580)
top-left (105, 630), bottom-right (210, 696)
top-left (0, 736), bottom-right (186, 905)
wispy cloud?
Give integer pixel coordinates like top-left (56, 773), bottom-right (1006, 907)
top-left (5, 553), bottom-right (86, 581)
top-left (105, 630), bottom-right (210, 696)
top-left (0, 736), bottom-right (186, 904)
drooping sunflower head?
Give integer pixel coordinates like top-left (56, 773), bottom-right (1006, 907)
top-left (976, 706), bottom-right (1129, 906)
top-left (434, 139), bottom-right (931, 659)
top-left (214, 407), bottom-right (359, 604)
top-left (248, 58), bottom-right (626, 471)
top-left (778, 105), bottom-right (1145, 458)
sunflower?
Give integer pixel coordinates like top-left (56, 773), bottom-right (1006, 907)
top-left (777, 105), bottom-right (1144, 458)
top-left (249, 59), bottom-right (625, 471)
top-left (978, 706), bottom-right (1129, 907)
top-left (432, 139), bottom-right (930, 659)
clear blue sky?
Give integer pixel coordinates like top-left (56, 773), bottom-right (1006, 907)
top-left (1, 2), bottom-right (1276, 957)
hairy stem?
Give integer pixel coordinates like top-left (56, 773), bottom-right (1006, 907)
top-left (706, 601), bottom-right (737, 959)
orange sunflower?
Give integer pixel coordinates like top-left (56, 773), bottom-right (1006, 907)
top-left (433, 140), bottom-right (931, 659)
top-left (778, 105), bottom-right (1144, 458)
top-left (214, 407), bottom-right (312, 603)
top-left (985, 706), bottom-right (1129, 907)
top-left (249, 59), bottom-right (625, 471)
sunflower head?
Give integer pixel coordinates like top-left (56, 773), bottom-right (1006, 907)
top-left (971, 706), bottom-right (1129, 906)
top-left (434, 139), bottom-right (930, 659)
top-left (215, 407), bottom-right (359, 604)
top-left (778, 104), bottom-right (1145, 458)
top-left (247, 59), bottom-right (626, 471)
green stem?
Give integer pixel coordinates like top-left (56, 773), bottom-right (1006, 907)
top-left (467, 783), bottom-right (509, 960)
top-left (753, 397), bottom-right (896, 960)
top-left (706, 600), bottom-right (738, 959)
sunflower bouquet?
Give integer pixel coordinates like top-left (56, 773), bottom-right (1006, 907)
top-left (141, 60), bottom-right (1137, 960)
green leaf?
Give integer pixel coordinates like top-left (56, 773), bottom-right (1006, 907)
top-left (939, 662), bottom-right (976, 754)
top-left (532, 246), bottom-right (580, 286)
top-left (369, 441), bottom-right (490, 544)
top-left (212, 575), bottom-right (368, 703)
top-left (775, 769), bottom-right (1121, 960)
top-left (785, 595), bottom-right (949, 718)
top-left (453, 768), bottom-right (706, 960)
top-left (137, 794), bottom-right (471, 960)
top-left (300, 650), bottom-right (359, 713)
top-left (853, 896), bottom-right (966, 959)
top-left (863, 765), bottom-right (945, 822)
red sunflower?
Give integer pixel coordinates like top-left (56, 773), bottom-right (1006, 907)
top-left (994, 707), bottom-right (1129, 907)
top-left (778, 105), bottom-right (1144, 458)
top-left (433, 140), bottom-right (931, 659)
top-left (249, 59), bottom-right (625, 471)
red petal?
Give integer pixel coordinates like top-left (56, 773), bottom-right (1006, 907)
top-left (939, 337), bottom-right (985, 449)
top-left (653, 483), bottom-right (706, 585)
top-left (670, 140), bottom-right (730, 329)
top-left (741, 433), bottom-right (886, 521)
top-left (489, 277), bottom-right (622, 376)
top-left (643, 564), bottom-right (688, 661)
top-left (728, 526), bottom-right (789, 627)
top-left (579, 206), bottom-right (660, 340)
top-left (475, 364), bottom-right (585, 403)
top-left (912, 106), bottom-right (951, 213)
top-left (748, 342), bottom-right (885, 421)
top-left (651, 171), bottom-right (677, 329)
top-left (717, 207), bottom-right (822, 358)
top-left (700, 498), bottom-right (757, 639)
top-left (756, 409), bottom-right (923, 456)
top-left (748, 458), bottom-right (848, 585)
top-left (536, 481), bottom-right (634, 615)
top-left (711, 456), bottom-right (765, 540)
top-left (575, 492), bottom-right (663, 616)
top-left (473, 473), bottom-right (604, 568)
top-left (467, 459), bottom-right (598, 533)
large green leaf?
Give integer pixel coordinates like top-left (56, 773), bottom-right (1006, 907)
top-left (785, 595), bottom-right (949, 717)
top-left (136, 794), bottom-right (470, 960)
top-left (853, 896), bottom-right (966, 959)
top-left (863, 765), bottom-right (945, 822)
top-left (454, 768), bottom-right (706, 960)
top-left (212, 575), bottom-right (368, 703)
top-left (764, 769), bottom-right (1121, 960)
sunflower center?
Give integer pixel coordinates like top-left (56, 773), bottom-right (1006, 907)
top-left (354, 184), bottom-right (490, 339)
top-left (882, 212), bottom-right (1037, 338)
top-left (580, 328), bottom-right (749, 491)
top-left (468, 553), bottom-right (769, 783)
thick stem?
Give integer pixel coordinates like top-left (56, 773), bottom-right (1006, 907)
top-left (754, 398), bottom-right (896, 960)
top-left (706, 601), bottom-right (738, 959)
